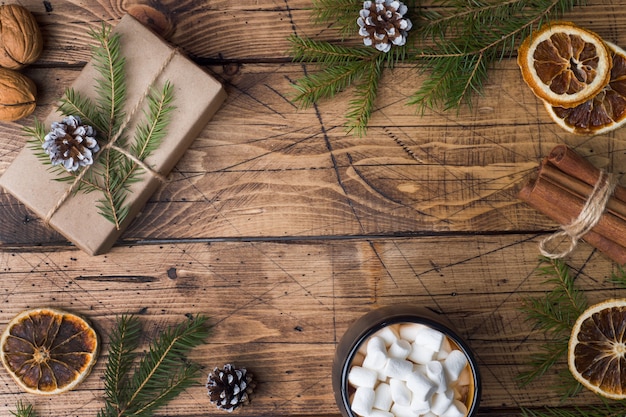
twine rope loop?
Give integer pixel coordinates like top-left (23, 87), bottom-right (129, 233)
top-left (539, 170), bottom-right (618, 259)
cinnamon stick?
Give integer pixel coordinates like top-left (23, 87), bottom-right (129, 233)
top-left (540, 162), bottom-right (626, 223)
top-left (519, 178), bottom-right (626, 264)
top-left (548, 144), bottom-right (626, 203)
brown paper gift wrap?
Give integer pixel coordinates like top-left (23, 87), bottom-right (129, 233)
top-left (0, 14), bottom-right (227, 255)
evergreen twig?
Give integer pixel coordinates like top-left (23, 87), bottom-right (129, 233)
top-left (99, 314), bottom-right (211, 417)
top-left (10, 401), bottom-right (35, 417)
top-left (517, 257), bottom-right (585, 395)
top-left (290, 0), bottom-right (584, 134)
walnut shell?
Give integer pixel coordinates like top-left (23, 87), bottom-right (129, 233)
top-left (0, 5), bottom-right (43, 70)
top-left (0, 67), bottom-right (36, 121)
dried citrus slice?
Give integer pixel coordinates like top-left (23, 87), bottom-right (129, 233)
top-left (544, 41), bottom-right (626, 134)
top-left (568, 299), bottom-right (626, 399)
top-left (518, 21), bottom-right (612, 108)
top-left (0, 307), bottom-right (99, 395)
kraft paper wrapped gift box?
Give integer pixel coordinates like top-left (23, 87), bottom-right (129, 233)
top-left (0, 14), bottom-right (227, 255)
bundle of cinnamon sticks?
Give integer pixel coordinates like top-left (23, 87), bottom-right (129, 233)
top-left (519, 145), bottom-right (626, 264)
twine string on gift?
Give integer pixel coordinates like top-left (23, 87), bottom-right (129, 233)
top-left (43, 47), bottom-right (177, 227)
top-left (539, 170), bottom-right (618, 259)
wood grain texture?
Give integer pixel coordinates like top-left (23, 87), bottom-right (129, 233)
top-left (0, 236), bottom-right (621, 417)
top-left (2, 1), bottom-right (626, 416)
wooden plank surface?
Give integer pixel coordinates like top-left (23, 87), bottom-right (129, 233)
top-left (1, 0), bottom-right (626, 416)
top-left (0, 236), bottom-right (622, 417)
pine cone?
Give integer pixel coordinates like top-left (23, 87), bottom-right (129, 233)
top-left (42, 115), bottom-right (99, 172)
top-left (357, 0), bottom-right (412, 53)
top-left (206, 364), bottom-right (255, 412)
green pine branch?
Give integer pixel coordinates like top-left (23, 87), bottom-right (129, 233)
top-left (89, 22), bottom-right (126, 138)
top-left (58, 88), bottom-right (105, 133)
top-left (311, 0), bottom-right (362, 39)
top-left (409, 0), bottom-right (586, 112)
top-left (290, 0), bottom-right (585, 135)
top-left (346, 53), bottom-right (385, 136)
top-left (103, 315), bottom-right (142, 410)
top-left (118, 315), bottom-right (210, 417)
top-left (517, 257), bottom-right (586, 395)
top-left (10, 401), bottom-right (35, 417)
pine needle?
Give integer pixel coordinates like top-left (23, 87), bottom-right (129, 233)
top-left (99, 314), bottom-right (211, 417)
top-left (517, 257), bottom-right (586, 394)
top-left (10, 401), bottom-right (35, 417)
top-left (346, 54), bottom-right (385, 136)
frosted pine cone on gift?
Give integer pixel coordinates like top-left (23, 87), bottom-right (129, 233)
top-left (42, 115), bottom-right (99, 172)
top-left (358, 0), bottom-right (412, 52)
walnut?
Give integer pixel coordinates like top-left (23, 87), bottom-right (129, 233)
top-left (0, 5), bottom-right (43, 70)
top-left (0, 67), bottom-right (36, 121)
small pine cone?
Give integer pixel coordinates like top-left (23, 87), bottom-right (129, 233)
top-left (206, 364), bottom-right (255, 413)
top-left (42, 115), bottom-right (99, 172)
top-left (358, 0), bottom-right (412, 53)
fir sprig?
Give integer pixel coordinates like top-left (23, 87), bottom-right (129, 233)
top-left (409, 0), bottom-right (586, 112)
top-left (10, 401), bottom-right (35, 417)
top-left (290, 0), bottom-right (584, 134)
top-left (518, 257), bottom-right (585, 396)
top-left (24, 22), bottom-right (175, 229)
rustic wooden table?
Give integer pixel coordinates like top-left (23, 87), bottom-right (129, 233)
top-left (1, 1), bottom-right (626, 416)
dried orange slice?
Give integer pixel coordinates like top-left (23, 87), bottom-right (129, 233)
top-left (0, 307), bottom-right (99, 395)
top-left (568, 299), bottom-right (626, 399)
top-left (518, 21), bottom-right (612, 108)
top-left (544, 41), bottom-right (626, 134)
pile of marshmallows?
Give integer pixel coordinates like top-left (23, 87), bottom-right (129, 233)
top-left (348, 322), bottom-right (472, 417)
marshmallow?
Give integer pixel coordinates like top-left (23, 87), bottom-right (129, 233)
top-left (363, 348), bottom-right (388, 371)
top-left (375, 325), bottom-right (400, 346)
top-left (426, 360), bottom-right (448, 392)
top-left (414, 327), bottom-right (444, 351)
top-left (351, 387), bottom-right (375, 417)
top-left (367, 336), bottom-right (388, 354)
top-left (410, 396), bottom-right (431, 414)
top-left (441, 400), bottom-right (468, 417)
top-left (443, 350), bottom-right (468, 382)
top-left (389, 378), bottom-right (411, 406)
top-left (399, 323), bottom-right (427, 341)
top-left (383, 358), bottom-right (413, 380)
top-left (408, 343), bottom-right (436, 364)
top-left (405, 370), bottom-right (436, 402)
top-left (369, 410), bottom-right (394, 417)
top-left (349, 366), bottom-right (379, 388)
top-left (430, 390), bottom-right (454, 416)
top-left (389, 339), bottom-right (412, 359)
top-left (373, 382), bottom-right (392, 411)
top-left (390, 403), bottom-right (417, 417)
